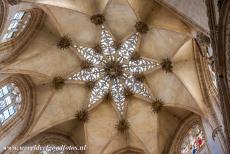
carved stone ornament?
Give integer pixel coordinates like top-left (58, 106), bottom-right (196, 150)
top-left (212, 125), bottom-right (223, 141)
top-left (57, 35), bottom-right (72, 50)
top-left (75, 109), bottom-right (89, 123)
top-left (52, 76), bottom-right (65, 90)
top-left (115, 119), bottom-right (130, 134)
top-left (196, 32), bottom-right (211, 48)
top-left (161, 58), bottom-right (173, 73)
top-left (91, 14), bottom-right (105, 25)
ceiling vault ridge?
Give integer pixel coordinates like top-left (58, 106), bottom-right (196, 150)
top-left (153, 0), bottom-right (210, 35)
top-left (65, 24), bottom-right (160, 118)
top-left (0, 1), bottom-right (219, 153)
top-left (172, 38), bottom-right (192, 59)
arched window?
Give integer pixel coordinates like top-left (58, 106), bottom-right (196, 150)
top-left (1, 10), bottom-right (31, 42)
top-left (0, 8), bottom-right (44, 64)
top-left (169, 116), bottom-right (209, 154)
top-left (0, 82), bottom-right (22, 125)
top-left (180, 124), bottom-right (206, 154)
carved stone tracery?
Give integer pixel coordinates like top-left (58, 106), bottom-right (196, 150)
top-left (0, 8), bottom-right (45, 65)
top-left (168, 115), bottom-right (205, 154)
top-left (0, 75), bottom-right (35, 138)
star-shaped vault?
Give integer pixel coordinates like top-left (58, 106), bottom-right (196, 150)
top-left (68, 25), bottom-right (159, 116)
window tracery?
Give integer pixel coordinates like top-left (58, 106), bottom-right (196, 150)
top-left (180, 124), bottom-right (206, 154)
top-left (168, 116), bottom-right (208, 154)
top-left (0, 82), bottom-right (22, 125)
top-left (1, 10), bottom-right (31, 42)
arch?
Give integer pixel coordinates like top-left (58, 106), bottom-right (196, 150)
top-left (0, 74), bottom-right (36, 153)
top-left (0, 75), bottom-right (35, 136)
top-left (0, 8), bottom-right (45, 64)
top-left (36, 133), bottom-right (75, 154)
top-left (1, 10), bottom-right (30, 42)
top-left (164, 103), bottom-right (202, 116)
top-left (21, 132), bottom-right (79, 154)
top-left (0, 81), bottom-right (22, 125)
top-left (167, 115), bottom-right (208, 154)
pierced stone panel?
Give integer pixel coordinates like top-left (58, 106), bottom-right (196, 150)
top-left (76, 46), bottom-right (104, 65)
top-left (118, 33), bottom-right (139, 62)
top-left (111, 78), bottom-right (126, 113)
top-left (101, 26), bottom-right (116, 60)
top-left (123, 59), bottom-right (158, 73)
top-left (69, 67), bottom-right (104, 82)
top-left (71, 25), bottom-right (158, 116)
top-left (125, 75), bottom-right (151, 99)
top-left (89, 76), bottom-right (110, 107)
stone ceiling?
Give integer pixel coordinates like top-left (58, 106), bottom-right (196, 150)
top-left (0, 0), bottom-right (210, 153)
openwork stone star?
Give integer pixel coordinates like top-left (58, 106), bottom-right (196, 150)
top-left (68, 25), bottom-right (159, 116)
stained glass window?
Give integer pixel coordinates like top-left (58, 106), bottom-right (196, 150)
top-left (1, 11), bottom-right (31, 42)
top-left (0, 83), bottom-right (22, 125)
top-left (180, 125), bottom-right (206, 154)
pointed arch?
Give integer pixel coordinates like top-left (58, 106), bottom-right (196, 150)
top-left (0, 8), bottom-right (45, 64)
top-left (167, 115), bottom-right (208, 154)
top-left (0, 74), bottom-right (36, 153)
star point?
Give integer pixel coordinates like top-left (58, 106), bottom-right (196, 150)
top-left (68, 25), bottom-right (158, 116)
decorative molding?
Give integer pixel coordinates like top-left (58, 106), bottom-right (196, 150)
top-left (196, 32), bottom-right (211, 57)
top-left (194, 39), bottom-right (219, 107)
top-left (0, 0), bottom-right (8, 35)
top-left (0, 8), bottom-right (46, 65)
top-left (212, 125), bottom-right (223, 141)
top-left (168, 115), bottom-right (204, 154)
top-left (206, 0), bottom-right (230, 152)
top-left (193, 38), bottom-right (228, 152)
top-left (0, 75), bottom-right (36, 139)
